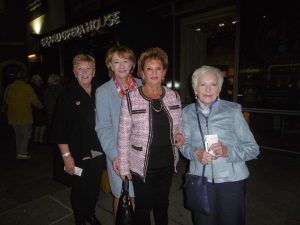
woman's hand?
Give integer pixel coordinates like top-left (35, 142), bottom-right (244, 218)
top-left (175, 133), bottom-right (185, 148)
top-left (120, 174), bottom-right (132, 181)
top-left (210, 142), bottom-right (228, 158)
top-left (63, 156), bottom-right (75, 175)
top-left (195, 149), bottom-right (216, 165)
top-left (112, 158), bottom-right (120, 176)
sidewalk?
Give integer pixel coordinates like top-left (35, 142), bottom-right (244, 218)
top-left (0, 138), bottom-right (300, 225)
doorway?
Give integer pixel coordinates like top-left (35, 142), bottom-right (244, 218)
top-left (179, 5), bottom-right (237, 104)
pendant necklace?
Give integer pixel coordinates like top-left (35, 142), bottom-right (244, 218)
top-left (152, 100), bottom-right (163, 112)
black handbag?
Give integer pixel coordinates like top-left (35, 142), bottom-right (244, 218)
top-left (115, 178), bottom-right (134, 225)
top-left (184, 166), bottom-right (210, 214)
top-left (183, 102), bottom-right (210, 214)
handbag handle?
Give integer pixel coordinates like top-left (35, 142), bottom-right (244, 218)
top-left (195, 102), bottom-right (206, 177)
top-left (123, 178), bottom-right (129, 193)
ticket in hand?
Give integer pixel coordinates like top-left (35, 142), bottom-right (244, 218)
top-left (204, 134), bottom-right (218, 156)
top-left (64, 166), bottom-right (83, 176)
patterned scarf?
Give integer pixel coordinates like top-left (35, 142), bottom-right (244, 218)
top-left (113, 74), bottom-right (138, 97)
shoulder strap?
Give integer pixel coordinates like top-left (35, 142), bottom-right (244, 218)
top-left (195, 102), bottom-right (206, 176)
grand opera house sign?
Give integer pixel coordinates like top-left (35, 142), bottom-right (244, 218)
top-left (41, 11), bottom-right (120, 47)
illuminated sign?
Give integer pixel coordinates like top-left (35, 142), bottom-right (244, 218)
top-left (40, 11), bottom-right (120, 47)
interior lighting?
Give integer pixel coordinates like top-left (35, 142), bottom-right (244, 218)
top-left (232, 20), bottom-right (237, 24)
top-left (166, 81), bottom-right (172, 88)
top-left (28, 53), bottom-right (39, 63)
top-left (195, 28), bottom-right (201, 32)
top-left (29, 15), bottom-right (45, 35)
top-left (218, 23), bottom-right (225, 27)
top-left (174, 81), bottom-right (180, 89)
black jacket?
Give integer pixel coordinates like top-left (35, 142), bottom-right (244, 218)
top-left (52, 79), bottom-right (103, 164)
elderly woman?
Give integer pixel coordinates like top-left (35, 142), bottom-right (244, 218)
top-left (52, 54), bottom-right (105, 225)
top-left (117, 47), bottom-right (184, 225)
top-left (179, 65), bottom-right (260, 225)
top-left (95, 45), bottom-right (142, 215)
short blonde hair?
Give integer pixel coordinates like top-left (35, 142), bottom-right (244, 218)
top-left (137, 47), bottom-right (168, 77)
top-left (192, 65), bottom-right (224, 91)
top-left (72, 54), bottom-right (95, 69)
top-left (105, 45), bottom-right (136, 77)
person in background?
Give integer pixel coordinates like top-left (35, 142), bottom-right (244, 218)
top-left (179, 65), bottom-right (260, 225)
top-left (117, 47), bottom-right (184, 225)
top-left (95, 45), bottom-right (141, 216)
top-left (4, 70), bottom-right (43, 159)
top-left (30, 74), bottom-right (47, 144)
top-left (44, 73), bottom-right (64, 127)
top-left (52, 54), bottom-right (105, 225)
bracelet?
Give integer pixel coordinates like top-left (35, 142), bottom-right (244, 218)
top-left (62, 152), bottom-right (71, 157)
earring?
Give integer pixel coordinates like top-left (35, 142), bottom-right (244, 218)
top-left (195, 94), bottom-right (198, 99)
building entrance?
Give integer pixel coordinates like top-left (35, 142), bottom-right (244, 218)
top-left (179, 5), bottom-right (237, 104)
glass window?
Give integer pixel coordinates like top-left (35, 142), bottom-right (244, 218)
top-left (179, 5), bottom-right (237, 103)
top-left (238, 0), bottom-right (300, 111)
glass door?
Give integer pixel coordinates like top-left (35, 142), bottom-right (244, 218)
top-left (179, 5), bottom-right (237, 104)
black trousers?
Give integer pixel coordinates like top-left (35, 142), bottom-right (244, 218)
top-left (70, 155), bottom-right (106, 224)
top-left (192, 179), bottom-right (246, 225)
top-left (132, 165), bottom-right (174, 225)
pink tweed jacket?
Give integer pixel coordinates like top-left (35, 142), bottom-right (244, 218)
top-left (118, 86), bottom-right (183, 181)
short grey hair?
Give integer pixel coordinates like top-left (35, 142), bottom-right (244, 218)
top-left (191, 65), bottom-right (224, 91)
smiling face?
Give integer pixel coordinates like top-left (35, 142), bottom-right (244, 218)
top-left (110, 53), bottom-right (132, 80)
top-left (195, 72), bottom-right (221, 106)
top-left (140, 59), bottom-right (166, 87)
top-left (73, 60), bottom-right (95, 87)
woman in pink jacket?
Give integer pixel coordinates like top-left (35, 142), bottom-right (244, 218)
top-left (116, 47), bottom-right (184, 225)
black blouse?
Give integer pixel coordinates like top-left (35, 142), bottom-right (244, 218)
top-left (52, 79), bottom-right (103, 164)
top-left (147, 99), bottom-right (173, 169)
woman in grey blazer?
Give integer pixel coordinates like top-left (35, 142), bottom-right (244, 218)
top-left (95, 45), bottom-right (142, 215)
top-left (180, 65), bottom-right (260, 225)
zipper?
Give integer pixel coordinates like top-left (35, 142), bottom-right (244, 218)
top-left (204, 118), bottom-right (215, 184)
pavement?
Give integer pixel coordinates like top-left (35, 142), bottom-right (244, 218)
top-left (0, 123), bottom-right (300, 225)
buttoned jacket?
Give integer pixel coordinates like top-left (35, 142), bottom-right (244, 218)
top-left (118, 86), bottom-right (183, 180)
top-left (180, 100), bottom-right (260, 183)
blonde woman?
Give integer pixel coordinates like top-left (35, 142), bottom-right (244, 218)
top-left (95, 45), bottom-right (142, 215)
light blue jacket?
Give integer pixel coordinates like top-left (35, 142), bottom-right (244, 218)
top-left (95, 78), bottom-right (142, 197)
top-left (95, 78), bottom-right (142, 162)
top-left (179, 100), bottom-right (260, 183)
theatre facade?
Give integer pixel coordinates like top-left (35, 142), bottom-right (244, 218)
top-left (25, 0), bottom-right (300, 153)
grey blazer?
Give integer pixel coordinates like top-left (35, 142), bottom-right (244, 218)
top-left (179, 100), bottom-right (260, 183)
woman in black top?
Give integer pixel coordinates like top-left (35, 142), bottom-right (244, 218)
top-left (52, 54), bottom-right (105, 225)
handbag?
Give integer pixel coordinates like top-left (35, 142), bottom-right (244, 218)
top-left (184, 166), bottom-right (210, 214)
top-left (115, 178), bottom-right (134, 225)
top-left (183, 102), bottom-right (210, 214)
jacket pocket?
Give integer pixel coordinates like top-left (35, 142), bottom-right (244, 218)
top-left (169, 105), bottom-right (180, 110)
top-left (132, 145), bottom-right (143, 151)
top-left (131, 109), bottom-right (146, 114)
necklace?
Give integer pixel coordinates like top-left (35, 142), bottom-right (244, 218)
top-left (152, 100), bottom-right (163, 112)
top-left (142, 86), bottom-right (163, 99)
